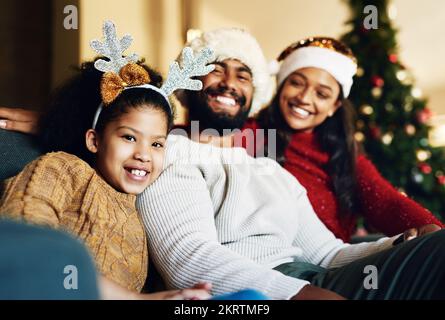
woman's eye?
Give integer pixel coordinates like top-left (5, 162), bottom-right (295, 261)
top-left (123, 135), bottom-right (136, 142)
top-left (317, 92), bottom-right (329, 99)
top-left (291, 80), bottom-right (303, 87)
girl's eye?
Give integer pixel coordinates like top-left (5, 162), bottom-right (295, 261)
top-left (152, 142), bottom-right (164, 148)
top-left (123, 135), bottom-right (136, 142)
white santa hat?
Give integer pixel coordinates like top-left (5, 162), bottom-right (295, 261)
top-left (176, 28), bottom-right (273, 116)
top-left (274, 37), bottom-right (357, 98)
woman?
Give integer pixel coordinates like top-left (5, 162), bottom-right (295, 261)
top-left (242, 37), bottom-right (442, 242)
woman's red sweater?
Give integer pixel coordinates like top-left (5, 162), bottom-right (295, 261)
top-left (240, 119), bottom-right (443, 242)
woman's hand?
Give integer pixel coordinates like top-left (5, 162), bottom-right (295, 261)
top-left (0, 107), bottom-right (41, 135)
top-left (402, 224), bottom-right (442, 242)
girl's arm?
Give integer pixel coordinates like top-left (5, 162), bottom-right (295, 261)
top-left (356, 155), bottom-right (443, 236)
top-left (98, 275), bottom-right (212, 300)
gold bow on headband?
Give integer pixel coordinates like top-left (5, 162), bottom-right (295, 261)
top-left (101, 63), bottom-right (151, 105)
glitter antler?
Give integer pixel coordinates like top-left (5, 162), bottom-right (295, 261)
top-left (90, 20), bottom-right (138, 74)
top-left (161, 47), bottom-right (215, 96)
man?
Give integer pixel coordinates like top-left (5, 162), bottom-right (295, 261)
top-left (136, 28), bottom-right (445, 300)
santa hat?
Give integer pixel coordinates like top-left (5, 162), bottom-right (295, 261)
top-left (272, 37), bottom-right (357, 98)
top-left (176, 28), bottom-right (273, 116)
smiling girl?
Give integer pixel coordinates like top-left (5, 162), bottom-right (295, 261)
top-left (0, 21), bottom-right (216, 300)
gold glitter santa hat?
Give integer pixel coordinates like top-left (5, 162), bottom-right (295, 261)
top-left (271, 37), bottom-right (357, 98)
top-left (90, 20), bottom-right (215, 129)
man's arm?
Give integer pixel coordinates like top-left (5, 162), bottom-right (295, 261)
top-left (137, 162), bottom-right (313, 300)
top-left (291, 189), bottom-right (401, 269)
top-left (0, 107), bottom-right (41, 134)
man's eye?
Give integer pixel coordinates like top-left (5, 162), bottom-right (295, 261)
top-left (123, 135), bottom-right (136, 142)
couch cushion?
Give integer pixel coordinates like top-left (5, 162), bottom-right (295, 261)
top-left (0, 130), bottom-right (43, 181)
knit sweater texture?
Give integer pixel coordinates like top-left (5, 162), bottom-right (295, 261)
top-left (137, 135), bottom-right (399, 300)
top-left (0, 152), bottom-right (148, 292)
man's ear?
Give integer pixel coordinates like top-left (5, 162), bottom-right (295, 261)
top-left (85, 129), bottom-right (99, 153)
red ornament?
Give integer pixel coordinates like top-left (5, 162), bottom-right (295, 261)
top-left (416, 108), bottom-right (433, 124)
top-left (437, 175), bottom-right (445, 185)
top-left (371, 75), bottom-right (385, 88)
top-left (369, 126), bottom-right (381, 139)
top-left (389, 54), bottom-right (398, 63)
top-left (418, 163), bottom-right (432, 174)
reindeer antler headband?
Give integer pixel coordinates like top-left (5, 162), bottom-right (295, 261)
top-left (90, 21), bottom-right (215, 129)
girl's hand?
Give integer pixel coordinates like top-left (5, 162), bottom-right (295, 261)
top-left (0, 107), bottom-right (41, 135)
top-left (144, 284), bottom-right (212, 300)
top-left (99, 275), bottom-right (212, 300)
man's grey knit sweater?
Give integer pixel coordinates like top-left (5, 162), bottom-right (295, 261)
top-left (137, 135), bottom-right (399, 300)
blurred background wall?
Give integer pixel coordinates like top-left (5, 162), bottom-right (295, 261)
top-left (1, 0), bottom-right (444, 133)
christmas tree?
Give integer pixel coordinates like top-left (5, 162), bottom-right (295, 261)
top-left (341, 0), bottom-right (445, 220)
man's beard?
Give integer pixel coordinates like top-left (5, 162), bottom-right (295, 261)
top-left (187, 86), bottom-right (251, 135)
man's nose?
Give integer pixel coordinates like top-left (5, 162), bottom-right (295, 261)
top-left (219, 72), bottom-right (238, 92)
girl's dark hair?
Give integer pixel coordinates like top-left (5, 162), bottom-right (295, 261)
top-left (257, 84), bottom-right (359, 216)
top-left (38, 60), bottom-right (174, 165)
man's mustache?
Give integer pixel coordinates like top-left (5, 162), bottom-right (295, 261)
top-left (203, 86), bottom-right (247, 107)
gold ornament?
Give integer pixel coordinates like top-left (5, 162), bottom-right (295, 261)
top-left (371, 87), bottom-right (382, 99)
top-left (396, 70), bottom-right (407, 81)
top-left (360, 105), bottom-right (374, 115)
top-left (416, 149), bottom-right (431, 161)
top-left (382, 132), bottom-right (394, 145)
top-left (356, 67), bottom-right (364, 77)
top-left (354, 132), bottom-right (365, 142)
top-left (411, 88), bottom-right (423, 99)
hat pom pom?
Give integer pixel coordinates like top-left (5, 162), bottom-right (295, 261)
top-left (268, 60), bottom-right (280, 76)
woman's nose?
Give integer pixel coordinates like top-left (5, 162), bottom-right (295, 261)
top-left (297, 88), bottom-right (311, 104)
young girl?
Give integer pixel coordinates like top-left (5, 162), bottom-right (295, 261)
top-left (243, 37), bottom-right (442, 242)
top-left (0, 21), bottom-right (215, 300)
